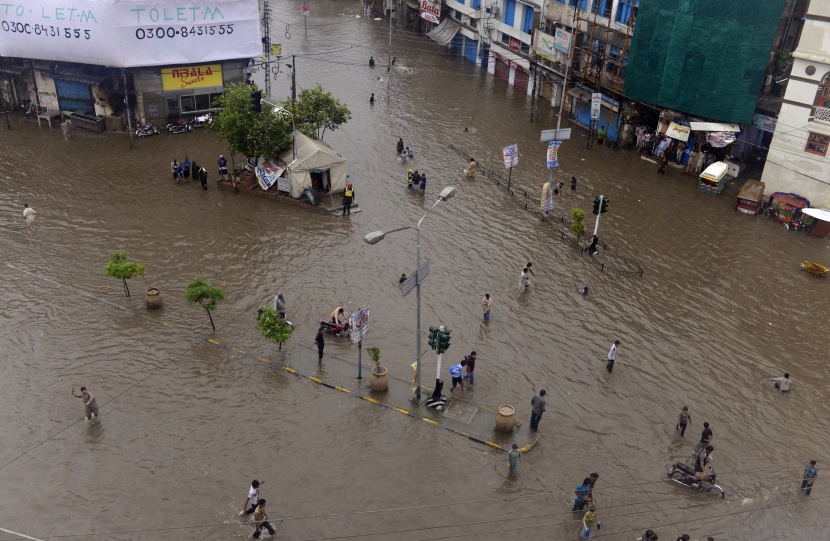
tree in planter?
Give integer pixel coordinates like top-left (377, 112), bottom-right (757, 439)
top-left (185, 278), bottom-right (225, 331)
top-left (104, 250), bottom-right (145, 297)
top-left (366, 346), bottom-right (381, 369)
top-left (209, 82), bottom-right (292, 176)
top-left (284, 83), bottom-right (352, 140)
top-left (255, 306), bottom-right (294, 351)
top-left (571, 208), bottom-right (586, 236)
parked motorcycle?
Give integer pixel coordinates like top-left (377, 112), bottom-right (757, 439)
top-left (22, 100), bottom-right (46, 119)
top-left (668, 462), bottom-right (725, 498)
top-left (191, 113), bottom-right (213, 129)
top-left (166, 119), bottom-right (193, 134)
top-left (319, 319), bottom-right (349, 337)
top-left (135, 123), bottom-right (160, 138)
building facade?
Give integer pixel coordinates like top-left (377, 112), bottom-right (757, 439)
top-left (761, 0), bottom-right (830, 207)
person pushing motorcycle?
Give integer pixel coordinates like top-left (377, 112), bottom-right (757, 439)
top-left (694, 445), bottom-right (715, 484)
top-left (331, 307), bottom-right (346, 325)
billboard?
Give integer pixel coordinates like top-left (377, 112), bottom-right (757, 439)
top-left (0, 0), bottom-right (261, 68)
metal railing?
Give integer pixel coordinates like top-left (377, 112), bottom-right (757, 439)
top-left (450, 145), bottom-right (644, 278)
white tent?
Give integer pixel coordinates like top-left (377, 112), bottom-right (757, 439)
top-left (279, 132), bottom-right (348, 198)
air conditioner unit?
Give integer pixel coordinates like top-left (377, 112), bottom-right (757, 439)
top-left (487, 5), bottom-right (499, 16)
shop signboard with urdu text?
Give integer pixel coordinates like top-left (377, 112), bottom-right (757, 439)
top-left (666, 121), bottom-right (691, 142)
top-left (0, 0), bottom-right (260, 68)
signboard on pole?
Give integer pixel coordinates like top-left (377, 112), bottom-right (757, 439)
top-left (590, 92), bottom-right (602, 120)
top-left (503, 144), bottom-right (519, 169)
top-left (0, 0), bottom-right (261, 68)
top-left (419, 0), bottom-right (441, 23)
top-left (540, 128), bottom-right (571, 141)
top-left (301, 3), bottom-right (310, 16)
top-left (348, 305), bottom-right (370, 344)
top-left (547, 140), bottom-right (561, 170)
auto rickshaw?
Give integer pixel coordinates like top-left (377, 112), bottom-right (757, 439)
top-left (735, 180), bottom-right (765, 215)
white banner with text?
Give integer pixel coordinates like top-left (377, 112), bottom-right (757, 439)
top-left (0, 0), bottom-right (260, 68)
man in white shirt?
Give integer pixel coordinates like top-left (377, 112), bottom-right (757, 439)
top-left (23, 203), bottom-right (36, 231)
top-left (240, 479), bottom-right (264, 516)
top-left (606, 340), bottom-right (620, 373)
top-left (771, 373), bottom-right (791, 392)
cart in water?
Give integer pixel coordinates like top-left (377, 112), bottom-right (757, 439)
top-left (800, 261), bottom-right (828, 277)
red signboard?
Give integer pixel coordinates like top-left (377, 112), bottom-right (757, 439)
top-left (509, 37), bottom-right (521, 52)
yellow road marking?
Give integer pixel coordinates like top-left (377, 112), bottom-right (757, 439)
top-left (362, 396), bottom-right (379, 404)
top-left (334, 387), bottom-right (351, 393)
top-left (208, 339), bottom-right (220, 345)
top-left (485, 441), bottom-right (503, 450)
top-left (233, 348), bottom-right (245, 354)
top-left (422, 417), bottom-right (438, 425)
top-left (392, 407), bottom-right (409, 415)
top-left (282, 367), bottom-right (297, 374)
top-left (309, 376), bottom-right (322, 384)
top-left (6, 263), bottom-right (14, 268)
top-left (258, 357), bottom-right (270, 363)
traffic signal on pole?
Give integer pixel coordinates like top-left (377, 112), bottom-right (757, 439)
top-left (250, 90), bottom-right (262, 112)
top-left (600, 196), bottom-right (609, 214)
top-left (437, 327), bottom-right (452, 354)
top-left (428, 326), bottom-right (439, 351)
top-left (592, 196), bottom-right (601, 215)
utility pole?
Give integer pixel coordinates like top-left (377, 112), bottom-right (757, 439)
top-left (388, 0), bottom-right (393, 96)
top-left (291, 54), bottom-right (297, 159)
top-left (122, 68), bottom-right (133, 150)
top-left (262, 1), bottom-right (272, 100)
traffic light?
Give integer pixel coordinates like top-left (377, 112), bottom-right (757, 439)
top-left (600, 196), bottom-right (609, 214)
top-left (250, 90), bottom-right (262, 112)
top-left (592, 196), bottom-right (601, 215)
top-left (437, 327), bottom-right (452, 354)
top-left (428, 326), bottom-right (439, 351)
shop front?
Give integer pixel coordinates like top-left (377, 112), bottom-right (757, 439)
top-left (134, 60), bottom-right (247, 123)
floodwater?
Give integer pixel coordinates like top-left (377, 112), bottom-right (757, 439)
top-left (1, 2), bottom-right (828, 540)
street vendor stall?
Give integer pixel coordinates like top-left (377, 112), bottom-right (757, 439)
top-left (699, 162), bottom-right (728, 195)
top-left (735, 180), bottom-right (765, 215)
top-left (768, 192), bottom-right (810, 224)
top-left (801, 207), bottom-right (830, 238)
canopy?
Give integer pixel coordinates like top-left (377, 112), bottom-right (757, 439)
top-left (278, 132), bottom-right (348, 198)
top-left (801, 207), bottom-right (830, 222)
top-left (699, 162), bottom-right (728, 182)
top-left (427, 18), bottom-right (461, 46)
top-left (771, 192), bottom-right (810, 209)
top-left (737, 180), bottom-right (765, 201)
top-left (690, 121), bottom-right (741, 132)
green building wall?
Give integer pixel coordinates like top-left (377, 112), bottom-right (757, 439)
top-left (623, 0), bottom-right (786, 124)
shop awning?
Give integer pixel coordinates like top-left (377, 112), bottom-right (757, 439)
top-left (566, 88), bottom-right (619, 113)
top-left (802, 207), bottom-right (830, 222)
top-left (427, 18), bottom-right (461, 47)
top-left (690, 121), bottom-right (740, 132)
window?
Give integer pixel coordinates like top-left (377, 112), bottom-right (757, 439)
top-left (181, 95), bottom-right (196, 113)
top-left (458, 0), bottom-right (465, 5)
top-left (501, 32), bottom-right (510, 45)
top-left (166, 97), bottom-right (179, 117)
top-left (209, 93), bottom-right (224, 107)
top-left (504, 0), bottom-right (516, 26)
top-left (520, 42), bottom-right (530, 54)
top-left (522, 4), bottom-right (533, 33)
top-left (591, 0), bottom-right (611, 17)
top-left (616, 0), bottom-right (638, 24)
top-left (805, 132), bottom-right (829, 156)
top-left (569, 0), bottom-right (588, 9)
top-left (454, 9), bottom-right (461, 20)
top-left (472, 0), bottom-right (481, 8)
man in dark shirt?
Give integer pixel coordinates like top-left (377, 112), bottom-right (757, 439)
top-left (315, 328), bottom-right (324, 362)
top-left (692, 421), bottom-right (713, 456)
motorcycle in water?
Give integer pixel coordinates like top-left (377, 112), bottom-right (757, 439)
top-left (668, 462), bottom-right (725, 498)
top-left (191, 113), bottom-right (213, 129)
top-left (22, 100), bottom-right (45, 119)
top-left (319, 319), bottom-right (350, 337)
top-left (166, 119), bottom-right (193, 134)
top-left (135, 123), bottom-right (160, 137)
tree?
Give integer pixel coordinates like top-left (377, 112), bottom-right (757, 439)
top-left (185, 278), bottom-right (225, 331)
top-left (104, 250), bottom-right (145, 297)
top-left (255, 306), bottom-right (294, 351)
top-left (287, 83), bottom-right (351, 140)
top-left (209, 83), bottom-right (292, 161)
top-left (571, 208), bottom-right (586, 236)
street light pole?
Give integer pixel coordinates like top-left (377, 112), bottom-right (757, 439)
top-left (363, 186), bottom-right (457, 401)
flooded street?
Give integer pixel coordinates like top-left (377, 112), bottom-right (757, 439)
top-left (1, 2), bottom-right (829, 540)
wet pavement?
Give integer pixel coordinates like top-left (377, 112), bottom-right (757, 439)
top-left (1, 1), bottom-right (829, 540)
